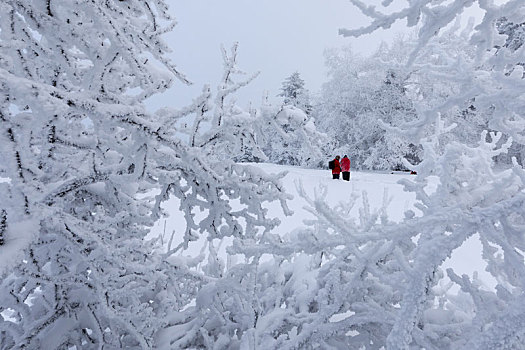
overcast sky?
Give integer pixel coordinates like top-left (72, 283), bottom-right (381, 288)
top-left (147, 1), bottom-right (409, 109)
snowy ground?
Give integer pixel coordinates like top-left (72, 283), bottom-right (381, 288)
top-left (152, 163), bottom-right (496, 292)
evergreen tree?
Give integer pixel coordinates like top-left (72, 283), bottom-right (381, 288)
top-left (278, 71), bottom-right (312, 114)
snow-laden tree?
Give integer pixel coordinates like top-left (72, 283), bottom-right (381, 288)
top-left (316, 18), bottom-right (521, 171)
top-left (314, 43), bottom-right (421, 170)
top-left (278, 71), bottom-right (312, 114)
top-left (0, 1), bottom-right (290, 348)
top-left (361, 68), bottom-right (422, 169)
top-left (257, 102), bottom-right (330, 168)
top-left (402, 19), bottom-right (494, 157)
top-left (314, 46), bottom-right (372, 148)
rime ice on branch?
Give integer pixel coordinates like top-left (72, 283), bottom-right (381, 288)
top-left (0, 1), bottom-right (290, 348)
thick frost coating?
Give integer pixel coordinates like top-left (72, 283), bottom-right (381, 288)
top-left (0, 1), bottom-right (290, 348)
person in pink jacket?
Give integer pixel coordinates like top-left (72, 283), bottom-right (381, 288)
top-left (340, 155), bottom-right (351, 181)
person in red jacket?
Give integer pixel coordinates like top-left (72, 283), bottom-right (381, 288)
top-left (332, 155), bottom-right (341, 179)
top-left (340, 155), bottom-right (351, 181)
